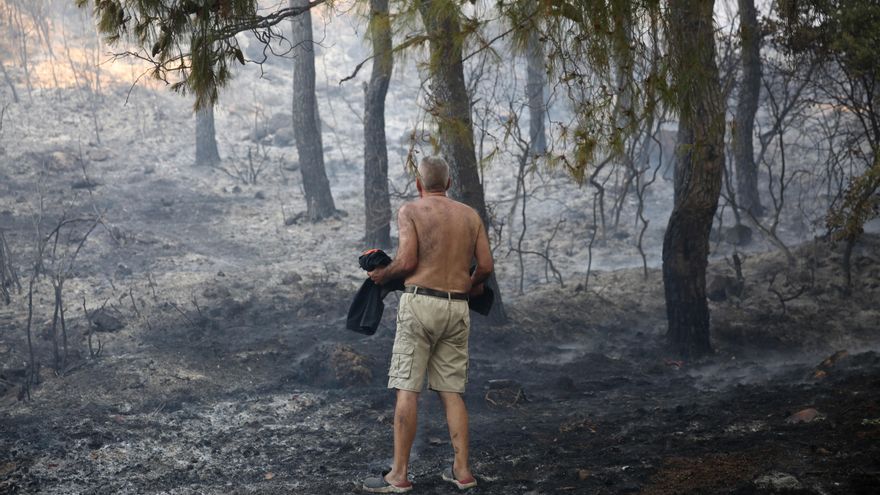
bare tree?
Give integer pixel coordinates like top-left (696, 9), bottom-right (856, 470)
top-left (0, 230), bottom-right (20, 304)
top-left (195, 105), bottom-right (221, 166)
top-left (363, 0), bottom-right (393, 248)
top-left (290, 0), bottom-right (336, 221)
top-left (524, 0), bottom-right (546, 156)
top-left (419, 0), bottom-right (506, 324)
top-left (663, 0), bottom-right (726, 358)
top-left (733, 0), bottom-right (764, 217)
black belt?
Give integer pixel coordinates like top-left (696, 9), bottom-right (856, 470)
top-left (405, 286), bottom-right (468, 301)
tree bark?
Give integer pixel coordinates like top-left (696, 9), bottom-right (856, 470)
top-left (525, 2), bottom-right (547, 156)
top-left (734, 0), bottom-right (764, 217)
top-left (290, 0), bottom-right (336, 221)
top-left (195, 105), bottom-right (221, 166)
top-left (0, 61), bottom-right (19, 103)
top-left (663, 0), bottom-right (726, 358)
top-left (419, 0), bottom-right (507, 324)
top-left (363, 0), bottom-right (393, 248)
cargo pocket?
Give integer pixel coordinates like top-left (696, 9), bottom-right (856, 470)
top-left (388, 342), bottom-right (415, 379)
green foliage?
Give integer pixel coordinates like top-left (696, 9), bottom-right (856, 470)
top-left (776, 0), bottom-right (880, 81)
top-left (76, 0), bottom-right (318, 109)
top-left (775, 0), bottom-right (880, 245)
top-left (827, 154), bottom-right (880, 242)
top-left (496, 0), bottom-right (668, 184)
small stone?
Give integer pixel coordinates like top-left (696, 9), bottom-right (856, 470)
top-left (786, 408), bottom-right (821, 424)
top-left (87, 149), bottom-right (110, 162)
top-left (577, 469), bottom-right (590, 480)
top-left (49, 151), bottom-right (77, 170)
top-left (817, 350), bottom-right (848, 370)
top-left (202, 285), bottom-right (231, 299)
top-left (281, 273), bottom-right (302, 285)
top-left (115, 263), bottom-right (133, 277)
top-left (89, 308), bottom-right (125, 332)
top-left (754, 472), bottom-right (802, 491)
top-left (273, 126), bottom-right (295, 147)
top-left (250, 126), bottom-right (270, 142)
top-left (71, 179), bottom-right (100, 190)
top-left (254, 191), bottom-right (267, 200)
top-left (266, 112), bottom-right (292, 134)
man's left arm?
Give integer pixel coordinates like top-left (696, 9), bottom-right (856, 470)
top-left (369, 205), bottom-right (418, 285)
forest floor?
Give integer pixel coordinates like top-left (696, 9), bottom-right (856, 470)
top-left (1, 15), bottom-right (880, 494)
top-left (0, 230), bottom-right (879, 495)
top-left (1, 153), bottom-right (879, 495)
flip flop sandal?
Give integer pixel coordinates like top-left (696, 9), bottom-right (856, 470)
top-left (441, 467), bottom-right (478, 490)
top-left (362, 473), bottom-right (413, 493)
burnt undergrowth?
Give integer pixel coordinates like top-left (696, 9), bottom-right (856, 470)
top-left (1, 236), bottom-right (879, 494)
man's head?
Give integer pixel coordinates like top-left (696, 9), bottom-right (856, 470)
top-left (417, 156), bottom-right (451, 194)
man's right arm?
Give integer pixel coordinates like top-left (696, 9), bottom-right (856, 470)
top-left (369, 204), bottom-right (418, 285)
top-left (470, 217), bottom-right (493, 291)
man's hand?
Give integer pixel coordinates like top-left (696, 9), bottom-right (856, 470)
top-left (368, 266), bottom-right (388, 285)
top-left (468, 282), bottom-right (485, 298)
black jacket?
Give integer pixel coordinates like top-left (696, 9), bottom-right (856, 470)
top-left (345, 249), bottom-right (494, 335)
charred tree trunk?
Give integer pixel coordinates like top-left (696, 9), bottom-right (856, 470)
top-left (663, 0), bottom-right (726, 358)
top-left (363, 0), bottom-right (393, 248)
top-left (419, 0), bottom-right (507, 324)
top-left (195, 105), bottom-right (220, 167)
top-left (525, 3), bottom-right (546, 156)
top-left (0, 61), bottom-right (19, 103)
top-left (290, 0), bottom-right (336, 221)
top-left (734, 0), bottom-right (764, 217)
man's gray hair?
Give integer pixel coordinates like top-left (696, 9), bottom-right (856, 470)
top-left (418, 156), bottom-right (450, 192)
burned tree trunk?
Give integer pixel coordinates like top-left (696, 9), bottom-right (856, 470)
top-left (290, 0), bottom-right (336, 221)
top-left (0, 231), bottom-right (20, 304)
top-left (363, 0), bottom-right (393, 248)
top-left (525, 4), bottom-right (546, 156)
top-left (419, 0), bottom-right (507, 324)
top-left (663, 0), bottom-right (726, 358)
top-left (734, 0), bottom-right (764, 217)
top-left (195, 105), bottom-right (220, 167)
top-left (0, 61), bottom-right (19, 103)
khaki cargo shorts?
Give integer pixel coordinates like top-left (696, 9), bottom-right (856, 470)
top-left (387, 290), bottom-right (470, 393)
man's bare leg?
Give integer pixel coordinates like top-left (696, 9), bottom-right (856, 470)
top-left (385, 389), bottom-right (419, 484)
top-left (438, 391), bottom-right (473, 480)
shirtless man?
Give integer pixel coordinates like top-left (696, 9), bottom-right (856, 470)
top-left (362, 156), bottom-right (493, 493)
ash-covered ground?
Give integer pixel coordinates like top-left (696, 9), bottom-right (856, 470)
top-left (1, 4), bottom-right (880, 495)
top-left (1, 227), bottom-right (879, 494)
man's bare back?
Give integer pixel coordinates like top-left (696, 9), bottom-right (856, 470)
top-left (401, 196), bottom-right (483, 293)
top-left (369, 186), bottom-right (492, 296)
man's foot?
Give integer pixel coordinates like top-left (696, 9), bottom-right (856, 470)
top-left (441, 466), bottom-right (477, 490)
top-left (362, 473), bottom-right (413, 493)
